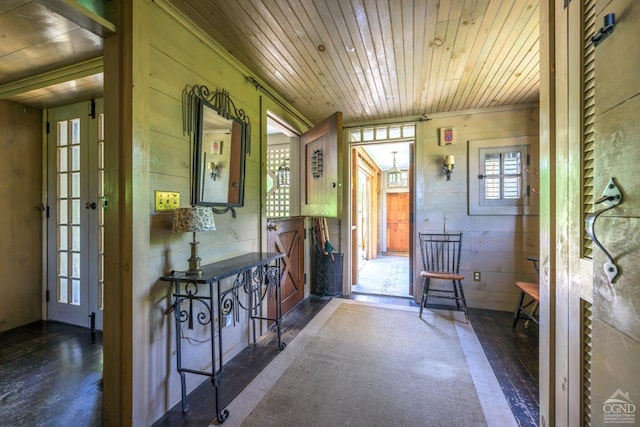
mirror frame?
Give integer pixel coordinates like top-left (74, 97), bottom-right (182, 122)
top-left (186, 85), bottom-right (251, 217)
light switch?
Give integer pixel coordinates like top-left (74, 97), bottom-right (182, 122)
top-left (155, 191), bottom-right (180, 211)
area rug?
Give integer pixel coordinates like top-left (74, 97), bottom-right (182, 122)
top-left (217, 299), bottom-right (516, 427)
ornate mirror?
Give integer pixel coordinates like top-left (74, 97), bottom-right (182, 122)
top-left (186, 85), bottom-right (250, 217)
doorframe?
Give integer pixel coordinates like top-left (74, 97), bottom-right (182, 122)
top-left (343, 137), bottom-right (415, 297)
top-left (539, 0), bottom-right (557, 424)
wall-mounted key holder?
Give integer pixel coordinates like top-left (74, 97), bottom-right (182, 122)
top-left (585, 178), bottom-right (623, 284)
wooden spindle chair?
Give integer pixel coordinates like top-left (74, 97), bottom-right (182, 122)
top-left (418, 233), bottom-right (468, 323)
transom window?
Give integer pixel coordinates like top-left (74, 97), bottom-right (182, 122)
top-left (349, 124), bottom-right (415, 143)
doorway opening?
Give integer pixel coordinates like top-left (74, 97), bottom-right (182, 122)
top-left (350, 137), bottom-right (413, 298)
top-left (265, 113), bottom-right (305, 317)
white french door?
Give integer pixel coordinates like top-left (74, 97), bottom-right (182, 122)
top-left (47, 100), bottom-right (105, 330)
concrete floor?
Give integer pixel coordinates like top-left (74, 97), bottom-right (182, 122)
top-left (351, 254), bottom-right (410, 297)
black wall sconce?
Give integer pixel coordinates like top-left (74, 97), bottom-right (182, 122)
top-left (591, 13), bottom-right (615, 47)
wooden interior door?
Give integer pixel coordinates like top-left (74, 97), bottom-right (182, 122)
top-left (386, 192), bottom-right (409, 252)
top-left (300, 112), bottom-right (342, 218)
top-left (267, 218), bottom-right (304, 318)
top-left (586, 2), bottom-right (640, 424)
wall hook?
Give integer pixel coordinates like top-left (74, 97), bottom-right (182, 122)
top-left (585, 178), bottom-right (623, 283)
top-left (591, 13), bottom-right (615, 47)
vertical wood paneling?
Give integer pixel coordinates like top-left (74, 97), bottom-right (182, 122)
top-left (0, 100), bottom-right (42, 333)
top-left (171, 0), bottom-right (539, 124)
top-left (415, 106), bottom-right (539, 311)
top-left (123, 2), bottom-right (284, 424)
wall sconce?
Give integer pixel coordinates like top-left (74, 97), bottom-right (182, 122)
top-left (278, 159), bottom-right (290, 187)
top-left (208, 161), bottom-right (220, 180)
top-left (443, 155), bottom-right (455, 181)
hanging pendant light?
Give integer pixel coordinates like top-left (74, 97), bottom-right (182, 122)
top-left (387, 151), bottom-right (403, 186)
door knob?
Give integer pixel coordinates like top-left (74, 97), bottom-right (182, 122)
top-left (268, 223), bottom-right (279, 231)
top-left (85, 202), bottom-right (97, 210)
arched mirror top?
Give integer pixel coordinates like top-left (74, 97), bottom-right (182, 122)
top-left (185, 85), bottom-right (251, 217)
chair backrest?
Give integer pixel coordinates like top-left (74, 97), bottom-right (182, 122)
top-left (418, 233), bottom-right (463, 274)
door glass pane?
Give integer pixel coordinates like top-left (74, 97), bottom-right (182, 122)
top-left (71, 279), bottom-right (80, 305)
top-left (98, 254), bottom-right (104, 311)
top-left (58, 174), bottom-right (68, 198)
top-left (58, 252), bottom-right (68, 276)
top-left (58, 147), bottom-right (68, 173)
top-left (71, 172), bottom-right (80, 197)
top-left (71, 145), bottom-right (80, 171)
top-left (97, 114), bottom-right (105, 313)
top-left (57, 122), bottom-right (68, 146)
top-left (58, 278), bottom-right (68, 303)
top-left (58, 226), bottom-right (68, 251)
top-left (71, 225), bottom-right (81, 251)
top-left (56, 117), bottom-right (82, 310)
top-left (71, 200), bottom-right (81, 225)
top-left (58, 200), bottom-right (68, 224)
top-left (72, 252), bottom-right (80, 277)
top-left (71, 118), bottom-right (80, 144)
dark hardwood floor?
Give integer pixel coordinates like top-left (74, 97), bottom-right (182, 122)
top-left (0, 296), bottom-right (538, 427)
top-left (468, 306), bottom-right (539, 427)
top-left (0, 321), bottom-right (103, 427)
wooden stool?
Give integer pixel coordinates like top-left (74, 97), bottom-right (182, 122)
top-left (512, 281), bottom-right (539, 329)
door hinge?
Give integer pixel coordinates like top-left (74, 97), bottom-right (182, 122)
top-left (89, 99), bottom-right (96, 119)
top-left (46, 289), bottom-right (50, 303)
top-left (304, 273), bottom-right (307, 284)
top-left (46, 121), bottom-right (50, 134)
top-left (304, 228), bottom-right (307, 240)
top-left (46, 205), bottom-right (50, 218)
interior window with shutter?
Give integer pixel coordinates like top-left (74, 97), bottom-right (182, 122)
top-left (479, 146), bottom-right (526, 206)
top-left (469, 136), bottom-right (538, 215)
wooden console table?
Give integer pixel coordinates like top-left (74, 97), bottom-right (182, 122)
top-left (161, 252), bottom-right (286, 423)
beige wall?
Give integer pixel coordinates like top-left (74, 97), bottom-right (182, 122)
top-left (414, 106), bottom-right (540, 311)
top-left (123, 2), bottom-right (309, 424)
top-left (0, 101), bottom-right (43, 333)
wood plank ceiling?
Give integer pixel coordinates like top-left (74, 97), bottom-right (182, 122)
top-left (171, 0), bottom-right (539, 124)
